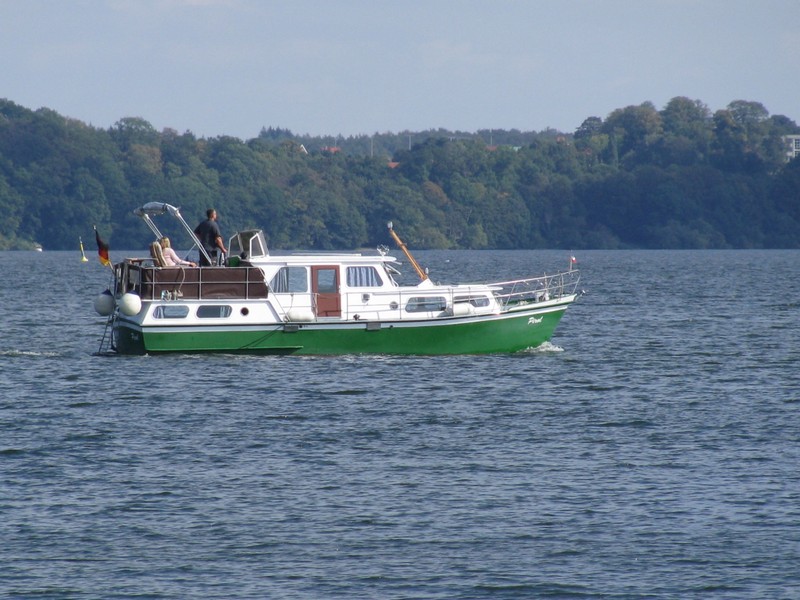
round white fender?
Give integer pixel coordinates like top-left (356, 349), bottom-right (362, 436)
top-left (94, 289), bottom-right (115, 316)
top-left (119, 292), bottom-right (142, 316)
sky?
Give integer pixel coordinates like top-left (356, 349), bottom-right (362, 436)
top-left (1, 0), bottom-right (798, 140)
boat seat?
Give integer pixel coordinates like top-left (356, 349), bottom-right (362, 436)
top-left (149, 241), bottom-right (168, 267)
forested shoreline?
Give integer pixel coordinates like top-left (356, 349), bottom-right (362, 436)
top-left (1, 97), bottom-right (799, 251)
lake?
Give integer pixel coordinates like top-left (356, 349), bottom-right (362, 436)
top-left (1, 249), bottom-right (799, 598)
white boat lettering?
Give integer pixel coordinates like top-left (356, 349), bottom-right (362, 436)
top-left (528, 316), bottom-right (543, 325)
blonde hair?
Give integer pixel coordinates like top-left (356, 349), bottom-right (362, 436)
top-left (160, 237), bottom-right (171, 249)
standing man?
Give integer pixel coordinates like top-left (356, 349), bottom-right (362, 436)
top-left (194, 208), bottom-right (227, 266)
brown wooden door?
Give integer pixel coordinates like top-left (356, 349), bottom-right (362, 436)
top-left (311, 266), bottom-right (341, 317)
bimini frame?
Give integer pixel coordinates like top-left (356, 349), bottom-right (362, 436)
top-left (133, 202), bottom-right (213, 265)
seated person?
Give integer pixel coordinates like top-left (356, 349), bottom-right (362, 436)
top-left (159, 237), bottom-right (196, 267)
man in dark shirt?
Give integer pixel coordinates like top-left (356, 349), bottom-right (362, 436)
top-left (194, 208), bottom-right (228, 266)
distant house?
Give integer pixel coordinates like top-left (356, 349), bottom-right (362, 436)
top-left (784, 135), bottom-right (800, 162)
top-left (321, 146), bottom-right (341, 154)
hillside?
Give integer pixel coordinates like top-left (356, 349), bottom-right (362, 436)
top-left (1, 97), bottom-right (799, 251)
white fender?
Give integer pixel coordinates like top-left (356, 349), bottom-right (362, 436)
top-left (119, 292), bottom-right (142, 316)
top-left (94, 289), bottom-right (115, 316)
top-left (286, 308), bottom-right (315, 322)
top-left (452, 303), bottom-right (475, 317)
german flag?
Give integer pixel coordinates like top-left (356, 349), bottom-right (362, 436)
top-left (94, 226), bottom-right (111, 267)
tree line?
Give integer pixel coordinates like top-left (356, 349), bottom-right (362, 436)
top-left (0, 96), bottom-right (798, 251)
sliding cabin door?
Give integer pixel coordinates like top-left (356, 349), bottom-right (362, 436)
top-left (311, 266), bottom-right (341, 317)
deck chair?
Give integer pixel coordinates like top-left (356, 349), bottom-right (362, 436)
top-left (149, 241), bottom-right (168, 267)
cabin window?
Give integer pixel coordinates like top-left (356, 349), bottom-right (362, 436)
top-left (152, 305), bottom-right (190, 319)
top-left (455, 295), bottom-right (491, 308)
top-left (250, 236), bottom-right (265, 257)
top-left (346, 266), bottom-right (383, 288)
top-left (405, 296), bottom-right (447, 313)
top-left (197, 305), bottom-right (232, 319)
top-left (315, 268), bottom-right (337, 293)
top-left (270, 267), bottom-right (308, 293)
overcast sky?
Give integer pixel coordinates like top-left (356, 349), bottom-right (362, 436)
top-left (2, 0), bottom-right (798, 140)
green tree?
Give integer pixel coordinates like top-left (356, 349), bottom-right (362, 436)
top-left (602, 102), bottom-right (663, 165)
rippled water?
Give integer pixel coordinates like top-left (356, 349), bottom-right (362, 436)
top-left (2, 249), bottom-right (799, 599)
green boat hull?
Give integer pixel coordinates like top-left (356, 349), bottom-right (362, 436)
top-left (113, 301), bottom-right (573, 356)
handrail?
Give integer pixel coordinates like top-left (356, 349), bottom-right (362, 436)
top-left (490, 270), bottom-right (581, 307)
top-left (117, 261), bottom-right (578, 321)
top-left (123, 263), bottom-right (268, 301)
top-left (332, 269), bottom-right (580, 321)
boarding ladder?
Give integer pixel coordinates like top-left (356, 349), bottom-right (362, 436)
top-left (95, 312), bottom-right (118, 355)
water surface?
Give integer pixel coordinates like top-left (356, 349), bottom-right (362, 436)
top-left (1, 249), bottom-right (799, 598)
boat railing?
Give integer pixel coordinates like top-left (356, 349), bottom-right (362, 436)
top-left (333, 269), bottom-right (580, 320)
top-left (491, 269), bottom-right (581, 308)
top-left (119, 261), bottom-right (269, 300)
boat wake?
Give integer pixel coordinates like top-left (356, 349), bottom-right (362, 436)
top-left (0, 349), bottom-right (62, 358)
top-left (524, 341), bottom-right (564, 353)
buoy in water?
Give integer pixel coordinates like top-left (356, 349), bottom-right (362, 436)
top-left (119, 292), bottom-right (142, 316)
top-left (94, 289), bottom-right (115, 316)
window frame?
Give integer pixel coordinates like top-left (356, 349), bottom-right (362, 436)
top-left (196, 305), bottom-right (233, 319)
top-left (346, 266), bottom-right (384, 288)
top-left (152, 305), bottom-right (190, 319)
top-left (404, 296), bottom-right (448, 313)
top-left (270, 266), bottom-right (309, 293)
